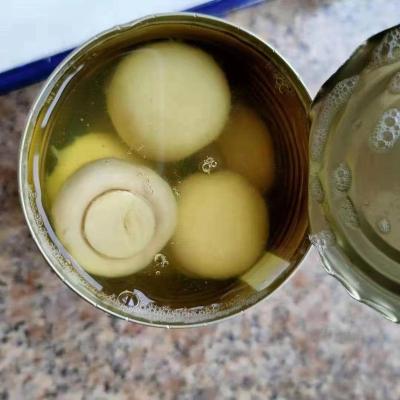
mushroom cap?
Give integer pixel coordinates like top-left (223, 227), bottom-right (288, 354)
top-left (52, 158), bottom-right (177, 278)
top-left (171, 171), bottom-right (269, 279)
top-left (46, 131), bottom-right (143, 204)
top-left (218, 104), bottom-right (275, 192)
top-left (107, 41), bottom-right (231, 162)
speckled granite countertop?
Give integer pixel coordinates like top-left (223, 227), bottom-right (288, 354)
top-left (1, 1), bottom-right (400, 399)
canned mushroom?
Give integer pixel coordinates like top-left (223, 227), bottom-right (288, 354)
top-left (19, 14), bottom-right (310, 327)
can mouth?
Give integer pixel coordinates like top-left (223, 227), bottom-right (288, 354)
top-left (18, 12), bottom-right (311, 328)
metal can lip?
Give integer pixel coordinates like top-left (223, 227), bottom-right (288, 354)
top-left (18, 12), bottom-right (312, 328)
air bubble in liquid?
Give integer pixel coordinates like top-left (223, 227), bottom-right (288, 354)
top-left (310, 175), bottom-right (324, 203)
top-left (311, 76), bottom-right (359, 161)
top-left (117, 290), bottom-right (139, 307)
top-left (376, 217), bottom-right (391, 234)
top-left (338, 197), bottom-right (359, 229)
top-left (154, 253), bottom-right (169, 268)
top-left (101, 280), bottom-right (250, 324)
top-left (369, 108), bottom-right (400, 153)
top-left (201, 156), bottom-right (218, 174)
top-left (333, 162), bottom-right (352, 192)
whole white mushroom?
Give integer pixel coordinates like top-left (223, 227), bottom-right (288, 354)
top-left (171, 171), bottom-right (269, 279)
top-left (52, 158), bottom-right (177, 278)
top-left (218, 104), bottom-right (275, 192)
top-left (107, 41), bottom-right (231, 162)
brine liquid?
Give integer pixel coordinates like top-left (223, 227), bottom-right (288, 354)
top-left (33, 33), bottom-right (309, 318)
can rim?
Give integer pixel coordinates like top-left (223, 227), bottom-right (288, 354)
top-left (18, 12), bottom-right (312, 328)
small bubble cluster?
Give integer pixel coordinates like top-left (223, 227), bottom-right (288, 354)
top-left (376, 217), bottom-right (391, 234)
top-left (311, 76), bottom-right (359, 161)
top-left (103, 289), bottom-right (245, 324)
top-left (333, 162), bottom-right (352, 192)
top-left (201, 156), bottom-right (218, 174)
top-left (388, 71), bottom-right (400, 94)
top-left (338, 197), bottom-right (359, 228)
top-left (154, 253), bottom-right (169, 268)
top-left (310, 175), bottom-right (324, 203)
top-left (370, 27), bottom-right (400, 68)
top-left (369, 108), bottom-right (400, 153)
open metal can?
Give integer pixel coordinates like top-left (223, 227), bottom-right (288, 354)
top-left (18, 13), bottom-right (400, 326)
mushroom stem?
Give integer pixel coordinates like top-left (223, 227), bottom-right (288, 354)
top-left (83, 190), bottom-right (156, 259)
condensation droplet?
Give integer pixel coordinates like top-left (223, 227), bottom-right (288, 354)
top-left (310, 175), bottom-right (324, 203)
top-left (369, 108), bottom-right (400, 153)
top-left (311, 76), bottom-right (359, 161)
top-left (370, 27), bottom-right (400, 68)
top-left (333, 162), bottom-right (352, 192)
top-left (376, 217), bottom-right (391, 234)
top-left (201, 156), bottom-right (218, 174)
top-left (338, 197), bottom-right (359, 228)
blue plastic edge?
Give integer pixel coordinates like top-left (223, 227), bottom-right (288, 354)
top-left (0, 0), bottom-right (262, 95)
